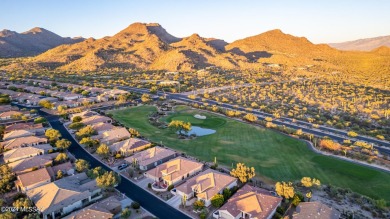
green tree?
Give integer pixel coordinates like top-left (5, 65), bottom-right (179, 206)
top-left (129, 128), bottom-right (140, 137)
top-left (75, 159), bottom-right (90, 172)
top-left (96, 144), bottom-right (110, 159)
top-left (210, 194), bottom-right (224, 207)
top-left (121, 207), bottom-right (131, 218)
top-left (57, 105), bottom-right (67, 114)
top-left (76, 125), bottom-right (96, 139)
top-left (55, 153), bottom-right (68, 163)
top-left (243, 113), bottom-right (258, 122)
top-left (141, 93), bottom-right (151, 103)
top-left (55, 139), bottom-right (71, 151)
top-left (275, 181), bottom-right (295, 199)
top-left (230, 163), bottom-right (255, 183)
top-left (0, 165), bottom-right (16, 194)
top-left (13, 198), bottom-right (32, 208)
top-left (34, 117), bottom-right (47, 124)
top-left (56, 170), bottom-right (64, 179)
top-left (131, 201), bottom-right (140, 209)
top-left (96, 171), bottom-right (120, 190)
top-left (168, 120), bottom-right (191, 135)
top-left (0, 212), bottom-right (16, 219)
top-left (80, 137), bottom-right (100, 149)
top-left (193, 200), bottom-right (205, 210)
top-left (87, 166), bottom-right (107, 179)
top-left (39, 100), bottom-right (54, 109)
top-left (223, 188), bottom-right (232, 200)
top-left (72, 116), bottom-right (82, 123)
top-left (347, 131), bottom-right (358, 137)
top-left (69, 122), bottom-right (85, 130)
top-left (45, 128), bottom-right (61, 141)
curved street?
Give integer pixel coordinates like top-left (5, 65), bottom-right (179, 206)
top-left (34, 109), bottom-right (192, 219)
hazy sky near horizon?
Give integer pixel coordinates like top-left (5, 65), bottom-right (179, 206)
top-left (1, 0), bottom-right (389, 43)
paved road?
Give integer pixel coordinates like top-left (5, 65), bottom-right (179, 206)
top-left (116, 86), bottom-right (390, 156)
top-left (16, 107), bottom-right (192, 219)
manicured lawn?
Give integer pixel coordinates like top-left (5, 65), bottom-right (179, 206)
top-left (109, 105), bottom-right (390, 202)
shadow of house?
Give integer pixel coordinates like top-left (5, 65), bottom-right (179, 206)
top-left (227, 47), bottom-right (273, 62)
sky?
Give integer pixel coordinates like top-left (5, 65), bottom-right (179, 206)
top-left (1, 0), bottom-right (390, 43)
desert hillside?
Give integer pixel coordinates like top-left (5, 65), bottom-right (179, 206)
top-left (1, 22), bottom-right (389, 85)
top-left (0, 27), bottom-right (84, 58)
top-left (329, 35), bottom-right (390, 51)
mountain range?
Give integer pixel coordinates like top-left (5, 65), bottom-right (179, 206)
top-left (1, 23), bottom-right (389, 77)
top-left (0, 27), bottom-right (84, 58)
top-left (329, 35), bottom-right (390, 51)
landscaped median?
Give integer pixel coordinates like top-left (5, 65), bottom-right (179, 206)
top-left (108, 105), bottom-right (390, 204)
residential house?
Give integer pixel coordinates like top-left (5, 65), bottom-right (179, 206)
top-left (3, 144), bottom-right (52, 163)
top-left (63, 196), bottom-right (122, 219)
top-left (125, 146), bottom-right (177, 170)
top-left (69, 110), bottom-right (98, 121)
top-left (292, 202), bottom-right (340, 219)
top-left (16, 167), bottom-right (54, 192)
top-left (0, 136), bottom-right (48, 150)
top-left (8, 153), bottom-right (59, 174)
top-left (61, 93), bottom-right (82, 101)
top-left (0, 110), bottom-right (23, 120)
top-left (0, 105), bottom-right (18, 113)
top-left (104, 89), bottom-right (128, 99)
top-left (51, 161), bottom-right (75, 176)
top-left (97, 94), bottom-right (109, 102)
top-left (2, 129), bottom-right (34, 141)
top-left (26, 96), bottom-right (42, 106)
top-left (91, 122), bottom-right (116, 134)
top-left (5, 122), bottom-right (45, 134)
top-left (176, 169), bottom-right (237, 207)
top-left (92, 127), bottom-right (130, 145)
top-left (40, 96), bottom-right (59, 103)
top-left (109, 137), bottom-right (151, 156)
top-left (26, 172), bottom-right (103, 219)
top-left (214, 184), bottom-right (282, 219)
top-left (81, 115), bottom-right (112, 126)
top-left (145, 157), bottom-right (203, 186)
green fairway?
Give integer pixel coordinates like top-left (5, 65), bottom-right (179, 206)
top-left (109, 105), bottom-right (390, 202)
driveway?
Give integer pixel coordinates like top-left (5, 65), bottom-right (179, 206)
top-left (167, 195), bottom-right (182, 208)
top-left (137, 177), bottom-right (154, 189)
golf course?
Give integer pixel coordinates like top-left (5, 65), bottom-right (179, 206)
top-left (109, 105), bottom-right (390, 202)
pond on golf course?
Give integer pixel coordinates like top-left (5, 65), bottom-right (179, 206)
top-left (178, 126), bottom-right (216, 136)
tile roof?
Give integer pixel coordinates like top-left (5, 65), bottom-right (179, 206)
top-left (70, 110), bottom-right (98, 120)
top-left (3, 129), bottom-right (34, 141)
top-left (8, 153), bottom-right (58, 174)
top-left (81, 115), bottom-right (111, 125)
top-left (125, 146), bottom-right (176, 167)
top-left (51, 161), bottom-right (74, 174)
top-left (293, 202), bottom-right (340, 219)
top-left (26, 173), bottom-right (99, 215)
top-left (177, 169), bottom-right (236, 201)
top-left (146, 157), bottom-right (203, 183)
top-left (93, 127), bottom-right (130, 144)
top-left (218, 184), bottom-right (282, 219)
top-left (0, 136), bottom-right (48, 150)
top-left (3, 144), bottom-right (52, 162)
top-left (17, 167), bottom-right (54, 188)
top-left (0, 110), bottom-right (23, 118)
top-left (109, 137), bottom-right (149, 152)
top-left (5, 122), bottom-right (43, 133)
top-left (63, 196), bottom-right (121, 219)
top-left (91, 122), bottom-right (116, 134)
